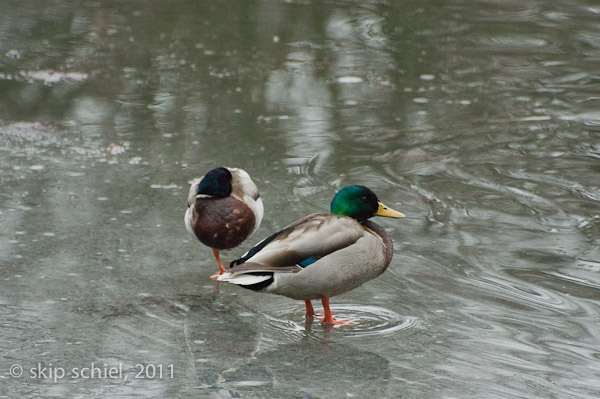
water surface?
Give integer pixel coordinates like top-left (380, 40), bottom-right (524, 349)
top-left (1, 0), bottom-right (599, 398)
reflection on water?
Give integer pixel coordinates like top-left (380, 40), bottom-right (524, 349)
top-left (1, 0), bottom-right (600, 398)
top-left (220, 340), bottom-right (392, 398)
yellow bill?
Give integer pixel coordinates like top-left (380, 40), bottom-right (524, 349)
top-left (376, 201), bottom-right (406, 218)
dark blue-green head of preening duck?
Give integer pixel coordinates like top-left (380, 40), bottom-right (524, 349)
top-left (185, 167), bottom-right (263, 278)
top-left (196, 167), bottom-right (233, 198)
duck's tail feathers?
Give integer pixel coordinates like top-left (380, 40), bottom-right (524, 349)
top-left (218, 262), bottom-right (302, 291)
top-left (217, 272), bottom-right (272, 286)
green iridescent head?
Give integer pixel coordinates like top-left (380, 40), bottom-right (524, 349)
top-left (330, 185), bottom-right (405, 222)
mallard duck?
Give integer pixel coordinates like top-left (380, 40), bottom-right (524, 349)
top-left (185, 167), bottom-right (263, 278)
top-left (218, 185), bottom-right (405, 325)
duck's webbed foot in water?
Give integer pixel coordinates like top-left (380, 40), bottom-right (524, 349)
top-left (320, 297), bottom-right (356, 326)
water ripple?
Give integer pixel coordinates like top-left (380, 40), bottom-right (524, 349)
top-left (259, 302), bottom-right (421, 340)
top-left (470, 35), bottom-right (550, 49)
top-left (461, 269), bottom-right (583, 314)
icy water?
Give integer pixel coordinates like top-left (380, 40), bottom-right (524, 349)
top-left (1, 0), bottom-right (599, 398)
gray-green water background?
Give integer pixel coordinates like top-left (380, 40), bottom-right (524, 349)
top-left (1, 0), bottom-right (599, 398)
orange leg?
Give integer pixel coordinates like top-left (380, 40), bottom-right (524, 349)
top-left (305, 300), bottom-right (316, 318)
top-left (320, 297), bottom-right (355, 326)
top-left (305, 300), bottom-right (324, 319)
top-left (209, 249), bottom-right (227, 280)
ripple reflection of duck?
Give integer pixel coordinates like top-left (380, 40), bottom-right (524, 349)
top-left (220, 340), bottom-right (391, 397)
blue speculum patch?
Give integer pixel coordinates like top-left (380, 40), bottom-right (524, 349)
top-left (298, 257), bottom-right (319, 267)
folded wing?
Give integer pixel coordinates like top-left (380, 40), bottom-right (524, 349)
top-left (220, 214), bottom-right (364, 287)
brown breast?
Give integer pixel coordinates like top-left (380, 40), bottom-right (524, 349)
top-left (191, 196), bottom-right (256, 250)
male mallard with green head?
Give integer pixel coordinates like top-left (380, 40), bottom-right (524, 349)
top-left (218, 185), bottom-right (404, 325)
top-left (185, 167), bottom-right (263, 279)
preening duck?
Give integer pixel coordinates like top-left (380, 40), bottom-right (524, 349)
top-left (185, 167), bottom-right (263, 279)
top-left (218, 185), bottom-right (405, 325)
